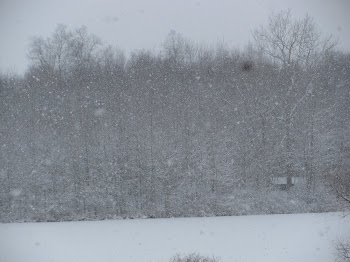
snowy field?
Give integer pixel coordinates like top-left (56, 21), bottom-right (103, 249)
top-left (1, 212), bottom-right (349, 262)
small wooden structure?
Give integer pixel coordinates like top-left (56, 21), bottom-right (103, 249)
top-left (271, 177), bottom-right (306, 190)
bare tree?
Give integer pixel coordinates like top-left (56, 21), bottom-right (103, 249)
top-left (326, 138), bottom-right (350, 209)
top-left (335, 238), bottom-right (350, 262)
top-left (253, 9), bottom-right (337, 69)
top-left (68, 25), bottom-right (102, 73)
top-left (28, 24), bottom-right (102, 82)
top-left (28, 24), bottom-right (72, 79)
top-left (163, 30), bottom-right (199, 68)
top-left (331, 170), bottom-right (350, 262)
top-left (252, 10), bottom-right (337, 189)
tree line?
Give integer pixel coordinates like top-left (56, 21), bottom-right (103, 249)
top-left (0, 10), bottom-right (349, 222)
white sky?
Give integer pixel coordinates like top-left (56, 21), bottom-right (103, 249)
top-left (1, 0), bottom-right (349, 75)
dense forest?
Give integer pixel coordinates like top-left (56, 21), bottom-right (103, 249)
top-left (1, 11), bottom-right (349, 222)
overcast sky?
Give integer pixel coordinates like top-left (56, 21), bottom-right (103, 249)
top-left (1, 0), bottom-right (349, 75)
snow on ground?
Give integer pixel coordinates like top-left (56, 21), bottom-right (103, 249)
top-left (0, 212), bottom-right (349, 262)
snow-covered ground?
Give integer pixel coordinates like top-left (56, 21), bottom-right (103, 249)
top-left (1, 212), bottom-right (349, 262)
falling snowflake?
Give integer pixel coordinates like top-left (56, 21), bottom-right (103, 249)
top-left (94, 108), bottom-right (105, 116)
top-left (11, 188), bottom-right (22, 197)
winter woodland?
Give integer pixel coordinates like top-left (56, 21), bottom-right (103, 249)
top-left (0, 11), bottom-right (349, 222)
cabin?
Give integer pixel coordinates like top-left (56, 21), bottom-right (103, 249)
top-left (271, 177), bottom-right (306, 190)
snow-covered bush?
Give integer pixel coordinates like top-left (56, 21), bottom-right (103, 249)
top-left (335, 238), bottom-right (350, 262)
top-left (169, 253), bottom-right (220, 262)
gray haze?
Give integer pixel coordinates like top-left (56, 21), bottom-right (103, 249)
top-left (1, 0), bottom-right (349, 74)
